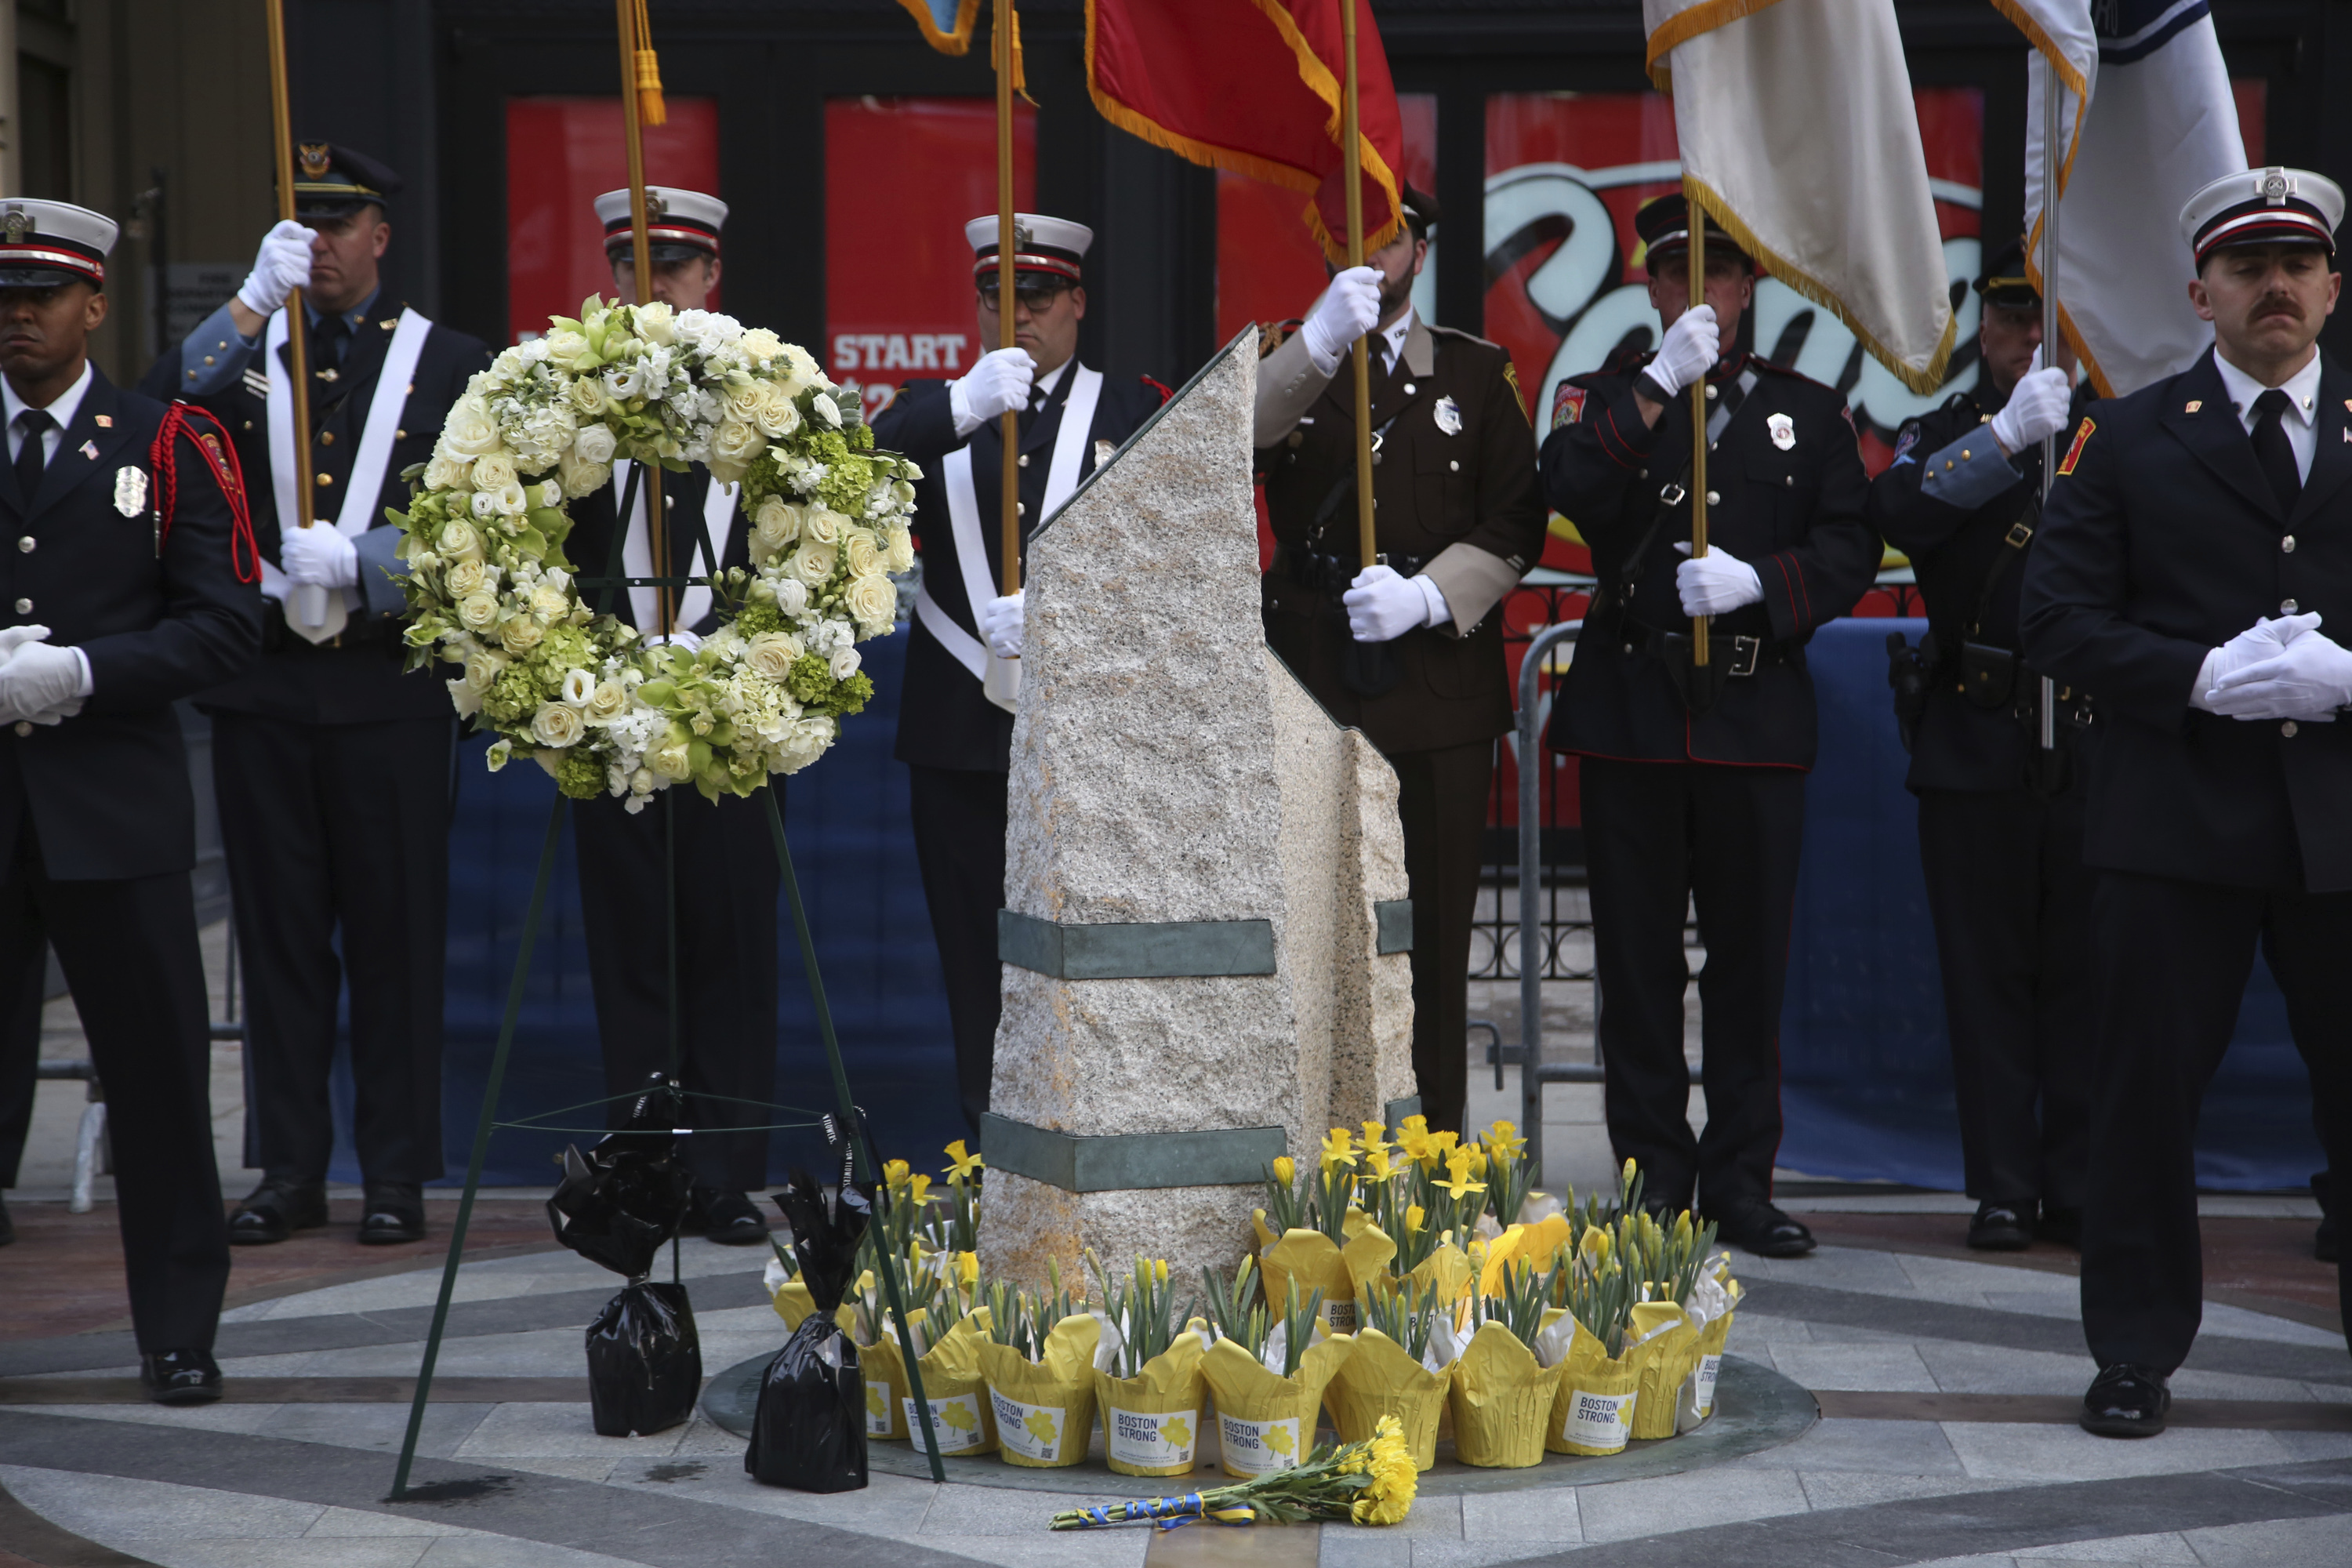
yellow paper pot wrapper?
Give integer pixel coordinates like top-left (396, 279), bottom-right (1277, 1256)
top-left (905, 1309), bottom-right (999, 1458)
top-left (1383, 1243), bottom-right (1474, 1308)
top-left (1259, 1217), bottom-right (1396, 1336)
top-left (1475, 1215), bottom-right (1574, 1300)
top-left (1449, 1321), bottom-right (1566, 1469)
top-left (977, 1314), bottom-right (1101, 1468)
top-left (1094, 1327), bottom-right (1207, 1477)
top-left (1632, 1308), bottom-right (1698, 1440)
top-left (858, 1327), bottom-right (911, 1440)
top-left (1327, 1328), bottom-right (1449, 1470)
top-left (772, 1279), bottom-right (814, 1330)
top-left (1677, 1306), bottom-right (1737, 1432)
top-left (1548, 1320), bottom-right (1643, 1456)
top-left (1200, 1333), bottom-right (1353, 1479)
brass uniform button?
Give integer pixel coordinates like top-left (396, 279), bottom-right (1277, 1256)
top-left (2284, 720), bottom-right (2300, 737)
top-left (12, 598), bottom-right (29, 614)
top-left (10, 722), bottom-right (27, 738)
top-left (1017, 454), bottom-right (1029, 467)
top-left (2283, 535), bottom-right (2297, 553)
top-left (1705, 490), bottom-right (1719, 505)
top-left (318, 431), bottom-right (335, 445)
top-left (317, 472), bottom-right (334, 486)
top-left (15, 537), bottom-right (31, 554)
top-left (2282, 598), bottom-right (2299, 614)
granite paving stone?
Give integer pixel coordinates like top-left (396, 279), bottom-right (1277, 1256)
top-left (143, 1541), bottom-right (436, 1568)
top-left (1766, 1342), bottom-right (1940, 1392)
top-left (2177, 1511), bottom-right (2352, 1564)
top-left (2011, 1530), bottom-right (2202, 1562)
top-left (1939, 1423), bottom-right (2309, 1483)
top-left (1458, 1486), bottom-right (1581, 1543)
top-left (1572, 1464), bottom-right (1812, 1544)
top-left (1722, 1417), bottom-right (1965, 1475)
top-left (454, 1404), bottom-right (688, 1461)
top-left (0, 1463), bottom-right (328, 1539)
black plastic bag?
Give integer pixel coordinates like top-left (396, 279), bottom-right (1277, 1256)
top-left (587, 1280), bottom-right (703, 1438)
top-left (546, 1073), bottom-right (693, 1280)
top-left (746, 1163), bottom-right (874, 1490)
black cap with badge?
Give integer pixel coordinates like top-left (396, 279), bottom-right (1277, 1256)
top-left (1635, 193), bottom-right (1752, 274)
top-left (1973, 238), bottom-right (2038, 310)
top-left (287, 142), bottom-right (401, 223)
top-left (0, 199), bottom-right (118, 290)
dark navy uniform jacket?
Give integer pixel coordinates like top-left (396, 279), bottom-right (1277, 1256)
top-left (1872, 382), bottom-right (2095, 793)
top-left (1539, 351), bottom-right (1878, 768)
top-left (140, 296), bottom-right (489, 725)
top-left (565, 467), bottom-right (755, 638)
top-left (2022, 346), bottom-right (2352, 893)
top-left (873, 368), bottom-right (1165, 773)
top-left (0, 368), bottom-right (262, 879)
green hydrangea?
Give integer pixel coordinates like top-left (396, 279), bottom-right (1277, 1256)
top-left (484, 664), bottom-right (543, 725)
top-left (785, 652), bottom-right (833, 706)
top-left (732, 597), bottom-right (786, 638)
top-left (553, 749), bottom-right (604, 800)
top-left (810, 430), bottom-right (877, 515)
top-left (825, 672), bottom-right (873, 717)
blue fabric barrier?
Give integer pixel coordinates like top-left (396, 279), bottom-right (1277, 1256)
top-left (1777, 617), bottom-right (2322, 1192)
top-left (328, 629), bottom-right (967, 1186)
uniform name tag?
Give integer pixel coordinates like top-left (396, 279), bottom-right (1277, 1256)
top-left (113, 466), bottom-right (147, 517)
top-left (1768, 412), bottom-right (1795, 451)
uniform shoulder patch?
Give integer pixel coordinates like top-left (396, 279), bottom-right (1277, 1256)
top-left (1502, 361), bottom-right (1528, 423)
top-left (2056, 416), bottom-right (2096, 476)
top-left (1552, 382), bottom-right (1588, 430)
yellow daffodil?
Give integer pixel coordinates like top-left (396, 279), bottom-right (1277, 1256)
top-left (956, 1250), bottom-right (979, 1289)
top-left (1435, 1150), bottom-right (1486, 1202)
top-left (1359, 1119), bottom-right (1392, 1160)
top-left (1621, 1156), bottom-right (1638, 1192)
top-left (906, 1172), bottom-right (933, 1207)
top-left (1425, 1129), bottom-right (1461, 1167)
top-left (1404, 1203), bottom-right (1426, 1235)
top-left (943, 1139), bottom-right (985, 1184)
top-left (1319, 1127), bottom-right (1358, 1169)
top-left (1272, 1155), bottom-right (1296, 1187)
top-left (1581, 1226), bottom-right (1611, 1267)
top-left (1461, 1145), bottom-right (1489, 1181)
top-left (1153, 1258), bottom-right (1170, 1287)
top-left (1395, 1114), bottom-right (1432, 1163)
top-left (1363, 1144), bottom-right (1399, 1182)
top-left (1482, 1119), bottom-right (1526, 1163)
top-left (1673, 1210), bottom-right (1694, 1246)
top-left (883, 1158), bottom-right (911, 1188)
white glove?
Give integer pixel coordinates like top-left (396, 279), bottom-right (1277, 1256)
top-left (1642, 306), bottom-right (1720, 401)
top-left (1989, 350), bottom-right (2073, 456)
top-left (1672, 542), bottom-right (1764, 616)
top-left (2207, 622), bottom-right (2352, 721)
top-left (1301, 267), bottom-right (1384, 375)
top-left (1343, 565), bottom-right (1446, 643)
top-left (236, 220), bottom-right (317, 317)
top-left (0, 625), bottom-right (52, 664)
top-left (2191, 613), bottom-right (2319, 713)
top-left (0, 638), bottom-right (88, 725)
top-left (279, 522), bottom-right (358, 588)
top-left (951, 347), bottom-right (1037, 433)
top-left (981, 591), bottom-right (1025, 659)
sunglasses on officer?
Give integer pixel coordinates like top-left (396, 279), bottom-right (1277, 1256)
top-left (977, 275), bottom-right (1074, 310)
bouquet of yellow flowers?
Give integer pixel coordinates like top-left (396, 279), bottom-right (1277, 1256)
top-left (1048, 1414), bottom-right (1417, 1529)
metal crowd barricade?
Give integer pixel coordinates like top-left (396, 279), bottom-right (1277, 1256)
top-left (1514, 620), bottom-right (1595, 1180)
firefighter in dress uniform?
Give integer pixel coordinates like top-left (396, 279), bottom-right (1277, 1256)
top-left (2021, 167), bottom-right (2352, 1437)
top-left (873, 213), bottom-right (1166, 1134)
top-left (1541, 196), bottom-right (1879, 1258)
top-left (1254, 186), bottom-right (1546, 1138)
top-left (563, 187), bottom-right (776, 1243)
top-left (0, 198), bottom-right (263, 1402)
top-left (1871, 241), bottom-right (2095, 1252)
top-left (140, 143), bottom-right (491, 1247)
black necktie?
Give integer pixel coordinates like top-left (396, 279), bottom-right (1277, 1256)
top-left (13, 410), bottom-right (50, 503)
top-left (2252, 387), bottom-right (2302, 513)
top-left (311, 314), bottom-right (348, 371)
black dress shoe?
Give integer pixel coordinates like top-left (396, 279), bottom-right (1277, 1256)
top-left (691, 1187), bottom-right (769, 1246)
top-left (2318, 1212), bottom-right (2339, 1265)
top-left (358, 1184), bottom-right (426, 1245)
top-left (2036, 1205), bottom-right (2083, 1250)
top-left (1967, 1200), bottom-right (2034, 1252)
top-left (140, 1348), bottom-right (223, 1406)
top-left (228, 1178), bottom-right (328, 1246)
top-left (1716, 1204), bottom-right (1817, 1258)
top-left (2081, 1363), bottom-right (2169, 1438)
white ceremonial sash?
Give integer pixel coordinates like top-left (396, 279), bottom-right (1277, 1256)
top-left (612, 461), bottom-right (737, 632)
top-left (933, 362), bottom-right (1105, 698)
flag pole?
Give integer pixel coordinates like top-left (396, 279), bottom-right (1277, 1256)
top-left (1343, 0), bottom-right (1376, 568)
top-left (996, 0), bottom-right (1021, 601)
top-left (263, 0), bottom-right (321, 629)
top-left (616, 0), bottom-right (670, 637)
top-left (2036, 72), bottom-right (2060, 750)
top-left (1686, 180), bottom-right (1708, 667)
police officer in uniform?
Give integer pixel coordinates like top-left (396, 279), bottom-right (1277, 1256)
top-left (1255, 187), bottom-right (1545, 1138)
top-left (2023, 167), bottom-right (2352, 1436)
top-left (1541, 196), bottom-right (1878, 1257)
top-left (0, 198), bottom-right (261, 1401)
top-left (1871, 241), bottom-right (2093, 1252)
top-left (140, 144), bottom-right (490, 1247)
top-left (874, 213), bottom-right (1166, 1133)
top-left (564, 187), bottom-right (775, 1243)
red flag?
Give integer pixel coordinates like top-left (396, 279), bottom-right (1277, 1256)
top-left (1086, 0), bottom-right (1404, 263)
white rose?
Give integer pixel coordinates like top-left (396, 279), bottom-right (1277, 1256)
top-left (543, 328), bottom-right (591, 367)
top-left (535, 479), bottom-right (564, 509)
top-left (424, 453), bottom-right (468, 492)
top-left (445, 559), bottom-right (488, 597)
top-left (531, 586), bottom-right (569, 619)
top-left (743, 632), bottom-right (800, 681)
top-left (456, 592), bottom-right (499, 631)
top-left (843, 529), bottom-right (881, 578)
top-left (804, 507), bottom-right (848, 546)
top-left (471, 452), bottom-right (519, 494)
top-left (531, 702), bottom-right (585, 748)
top-left (447, 677), bottom-right (483, 719)
top-left (566, 376), bottom-right (608, 418)
top-left (829, 645), bottom-right (862, 681)
top-left (753, 382), bottom-right (802, 439)
top-left (572, 425), bottom-right (618, 468)
top-left (772, 577), bottom-right (811, 617)
top-left (711, 419), bottom-right (763, 470)
top-left (557, 447), bottom-right (610, 499)
top-left (443, 396), bottom-right (502, 457)
top-left (843, 574), bottom-right (897, 626)
top-left (723, 384), bottom-right (764, 428)
top-left (587, 678), bottom-right (630, 719)
top-left (630, 767), bottom-right (657, 796)
top-left (463, 647), bottom-right (506, 690)
top-left (500, 616), bottom-right (545, 652)
top-left (753, 497), bottom-right (802, 549)
top-left (492, 480), bottom-right (530, 517)
top-left (739, 328), bottom-right (783, 364)
top-left (634, 300), bottom-right (677, 345)
top-left (437, 519), bottom-right (483, 563)
top-left (790, 540), bottom-right (839, 586)
top-left (884, 526), bottom-right (914, 573)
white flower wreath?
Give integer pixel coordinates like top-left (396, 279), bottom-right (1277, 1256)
top-left (391, 298), bottom-right (918, 810)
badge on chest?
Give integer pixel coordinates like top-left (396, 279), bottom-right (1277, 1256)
top-left (113, 465), bottom-right (147, 517)
top-left (1767, 412), bottom-right (1795, 452)
top-left (1434, 395), bottom-right (1462, 437)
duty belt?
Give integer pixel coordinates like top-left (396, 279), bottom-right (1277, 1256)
top-left (1619, 617), bottom-right (1795, 679)
top-left (1272, 544), bottom-right (1431, 591)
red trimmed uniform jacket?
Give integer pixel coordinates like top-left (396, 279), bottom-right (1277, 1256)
top-left (1539, 351), bottom-right (1878, 768)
